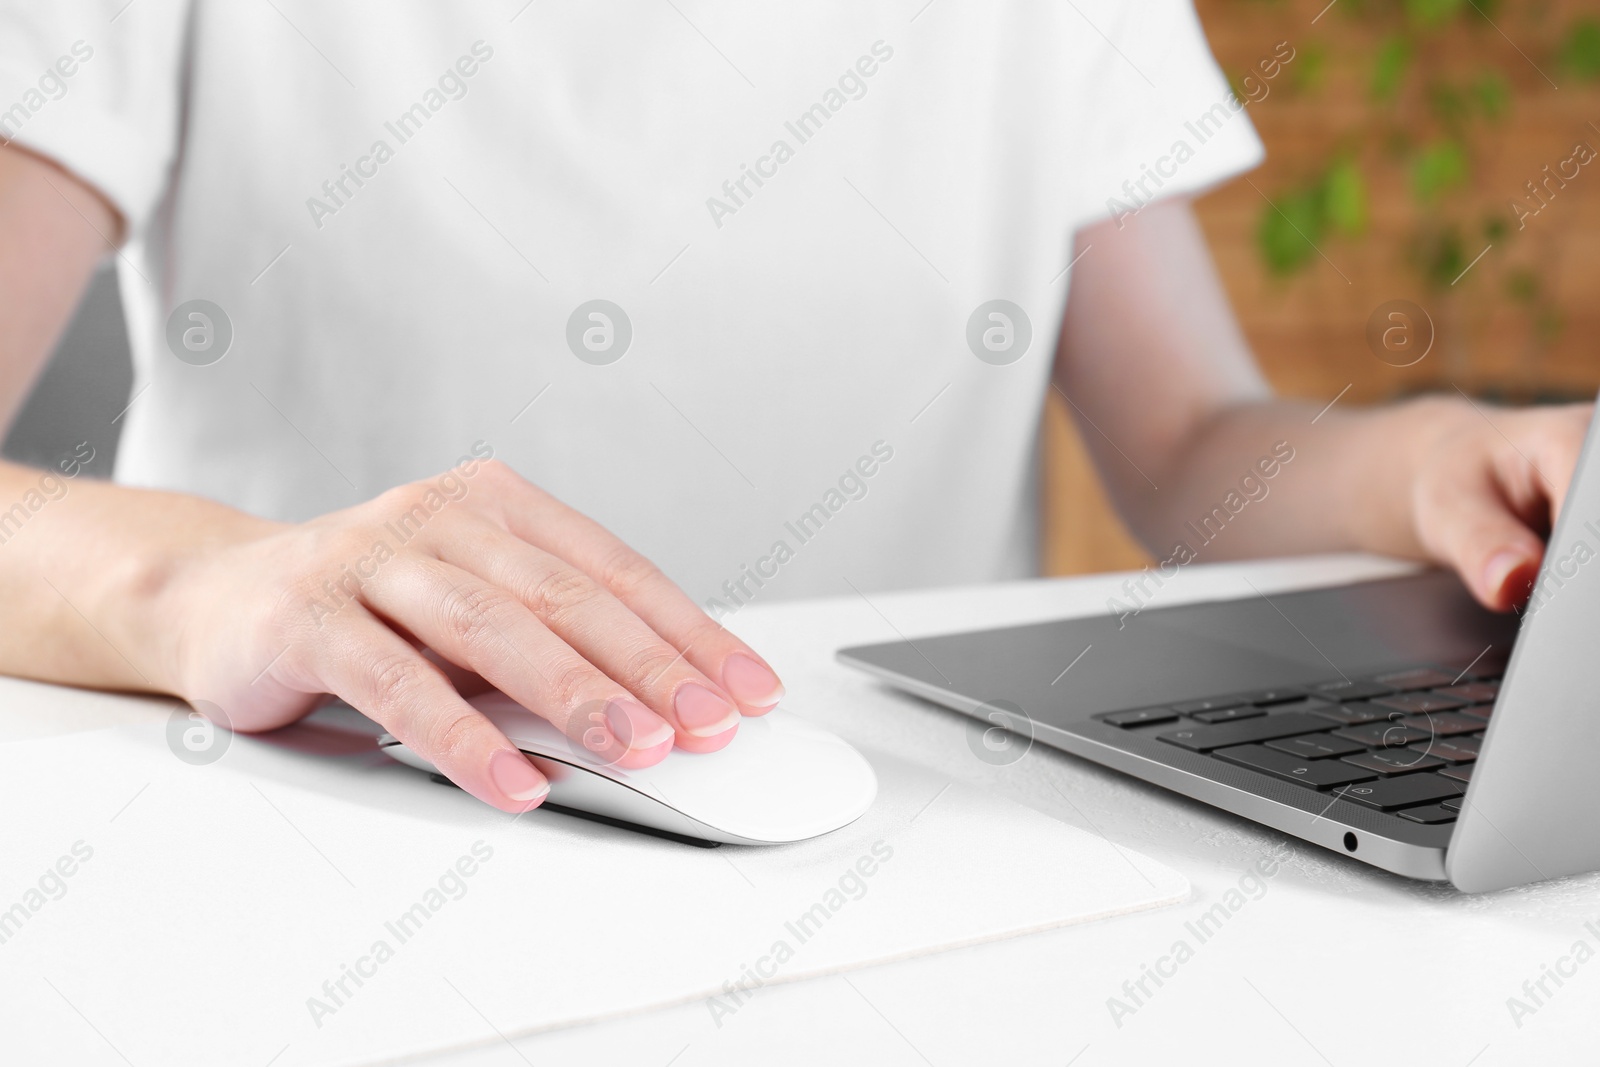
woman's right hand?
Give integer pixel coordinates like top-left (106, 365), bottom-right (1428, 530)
top-left (0, 145), bottom-right (784, 815)
top-left (141, 453), bottom-right (786, 813)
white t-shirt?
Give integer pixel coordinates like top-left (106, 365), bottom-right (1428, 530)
top-left (0, 1), bottom-right (1261, 610)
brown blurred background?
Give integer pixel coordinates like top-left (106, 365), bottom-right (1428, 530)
top-left (1045, 0), bottom-right (1600, 575)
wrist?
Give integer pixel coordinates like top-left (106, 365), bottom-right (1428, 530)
top-left (112, 496), bottom-right (282, 697)
top-left (1345, 394), bottom-right (1477, 559)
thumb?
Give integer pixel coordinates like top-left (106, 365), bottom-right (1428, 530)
top-left (1418, 480), bottom-right (1545, 612)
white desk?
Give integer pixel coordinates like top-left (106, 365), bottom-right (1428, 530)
top-left (9, 554), bottom-right (1596, 1065)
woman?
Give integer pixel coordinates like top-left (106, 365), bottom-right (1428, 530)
top-left (0, 0), bottom-right (1584, 813)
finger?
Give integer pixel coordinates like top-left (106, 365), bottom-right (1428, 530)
top-left (429, 519), bottom-right (741, 752)
top-left (1416, 467), bottom-right (1545, 612)
top-left (1527, 403), bottom-right (1593, 525)
top-left (297, 611), bottom-right (550, 813)
top-left (480, 468), bottom-right (786, 714)
top-left (358, 556), bottom-right (675, 768)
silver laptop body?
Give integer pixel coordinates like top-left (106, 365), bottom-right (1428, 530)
top-left (840, 402), bottom-right (1600, 892)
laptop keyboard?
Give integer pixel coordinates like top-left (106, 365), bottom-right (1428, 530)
top-left (1095, 663), bottom-right (1502, 825)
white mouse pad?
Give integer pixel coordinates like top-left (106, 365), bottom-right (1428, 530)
top-left (0, 710), bottom-right (1186, 1066)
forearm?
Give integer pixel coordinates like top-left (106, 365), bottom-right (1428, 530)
top-left (1116, 394), bottom-right (1473, 564)
top-left (0, 458), bottom-right (274, 692)
top-left (1054, 199), bottom-right (1499, 573)
top-left (0, 141), bottom-right (266, 693)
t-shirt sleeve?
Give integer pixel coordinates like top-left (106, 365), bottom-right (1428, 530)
top-left (0, 0), bottom-right (191, 237)
top-left (1068, 0), bottom-right (1266, 231)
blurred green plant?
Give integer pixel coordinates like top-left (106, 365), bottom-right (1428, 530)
top-left (1323, 156), bottom-right (1369, 232)
top-left (1561, 19), bottom-right (1600, 79)
top-left (1370, 35), bottom-right (1411, 100)
top-left (1256, 155), bottom-right (1367, 273)
top-left (1290, 40), bottom-right (1329, 92)
top-left (1231, 0), bottom-right (1598, 359)
top-left (1403, 0), bottom-right (1464, 31)
top-left (1410, 139), bottom-right (1469, 202)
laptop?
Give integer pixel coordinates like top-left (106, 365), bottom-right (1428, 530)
top-left (838, 413), bottom-right (1600, 892)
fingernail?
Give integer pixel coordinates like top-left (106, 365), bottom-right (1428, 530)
top-left (604, 697), bottom-right (675, 752)
top-left (489, 749), bottom-right (549, 805)
top-left (674, 681), bottom-right (740, 737)
top-left (722, 652), bottom-right (784, 709)
top-left (1484, 549), bottom-right (1526, 594)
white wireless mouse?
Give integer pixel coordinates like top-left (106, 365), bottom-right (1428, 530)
top-left (378, 692), bottom-right (877, 846)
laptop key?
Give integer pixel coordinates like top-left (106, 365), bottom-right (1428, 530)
top-left (1331, 722), bottom-right (1433, 748)
top-left (1371, 692), bottom-right (1467, 715)
top-left (1266, 734), bottom-right (1367, 760)
top-left (1171, 696), bottom-right (1247, 715)
top-left (1311, 680), bottom-right (1395, 701)
top-left (1374, 668), bottom-right (1456, 692)
top-left (1439, 763), bottom-right (1474, 784)
top-left (1411, 736), bottom-right (1480, 762)
top-left (1245, 698), bottom-right (1340, 726)
top-left (1157, 712), bottom-right (1335, 753)
top-left (1308, 702), bottom-right (1386, 726)
top-left (1343, 749), bottom-right (1445, 775)
top-left (1333, 774), bottom-right (1462, 811)
top-left (1193, 706), bottom-right (1267, 724)
top-left (1214, 745), bottom-right (1379, 789)
top-left (1436, 682), bottom-right (1498, 704)
top-left (1100, 708), bottom-right (1179, 727)
top-left (1441, 797), bottom-right (1463, 812)
top-left (1398, 804), bottom-right (1458, 824)
top-left (1460, 704), bottom-right (1494, 721)
top-left (1229, 688), bottom-right (1307, 707)
top-left (1396, 712), bottom-right (1486, 738)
